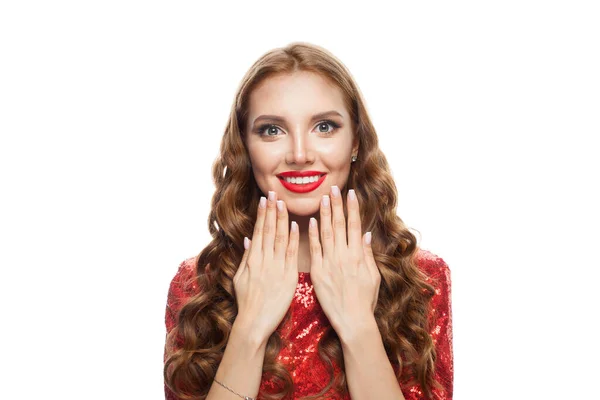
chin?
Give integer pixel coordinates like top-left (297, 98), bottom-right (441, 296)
top-left (284, 197), bottom-right (321, 217)
top-left (287, 206), bottom-right (319, 217)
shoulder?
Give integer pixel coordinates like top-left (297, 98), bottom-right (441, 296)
top-left (414, 248), bottom-right (451, 284)
top-left (414, 248), bottom-right (452, 308)
top-left (414, 249), bottom-right (454, 396)
top-left (170, 255), bottom-right (199, 284)
top-left (167, 255), bottom-right (203, 309)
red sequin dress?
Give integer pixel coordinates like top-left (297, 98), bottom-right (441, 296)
top-left (164, 249), bottom-right (453, 399)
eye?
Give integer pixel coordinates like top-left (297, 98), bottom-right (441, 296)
top-left (256, 124), bottom-right (281, 137)
top-left (255, 119), bottom-right (342, 138)
top-left (316, 120), bottom-right (341, 135)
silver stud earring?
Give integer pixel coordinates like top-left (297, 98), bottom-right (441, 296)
top-left (351, 155), bottom-right (358, 163)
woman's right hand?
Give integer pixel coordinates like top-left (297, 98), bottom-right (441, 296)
top-left (232, 190), bottom-right (299, 343)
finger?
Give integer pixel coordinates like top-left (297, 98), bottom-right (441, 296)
top-left (285, 221), bottom-right (299, 272)
top-left (362, 232), bottom-right (379, 277)
top-left (319, 194), bottom-right (334, 256)
top-left (249, 196), bottom-right (267, 260)
top-left (330, 185), bottom-right (347, 248)
top-left (262, 191), bottom-right (277, 259)
top-left (309, 217), bottom-right (323, 271)
top-left (346, 189), bottom-right (363, 261)
top-left (363, 232), bottom-right (381, 312)
top-left (234, 237), bottom-right (251, 282)
top-left (274, 199), bottom-right (289, 260)
top-left (373, 281), bottom-right (381, 312)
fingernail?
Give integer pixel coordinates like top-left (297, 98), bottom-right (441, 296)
top-left (322, 195), bottom-right (330, 207)
top-left (365, 232), bottom-right (372, 245)
top-left (348, 189), bottom-right (356, 201)
top-left (331, 186), bottom-right (340, 198)
top-left (277, 200), bottom-right (284, 211)
top-left (268, 191), bottom-right (276, 202)
top-left (259, 197), bottom-right (266, 208)
top-left (310, 217), bottom-right (317, 228)
top-left (291, 221), bottom-right (298, 232)
top-left (244, 236), bottom-right (250, 249)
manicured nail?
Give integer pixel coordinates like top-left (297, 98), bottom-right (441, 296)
top-left (291, 221), bottom-right (298, 232)
top-left (348, 189), bottom-right (356, 201)
top-left (268, 191), bottom-right (276, 202)
top-left (259, 197), bottom-right (266, 208)
top-left (244, 236), bottom-right (250, 249)
top-left (277, 200), bottom-right (284, 211)
top-left (322, 195), bottom-right (330, 207)
top-left (310, 217), bottom-right (317, 228)
top-left (331, 186), bottom-right (340, 198)
top-left (365, 232), bottom-right (372, 245)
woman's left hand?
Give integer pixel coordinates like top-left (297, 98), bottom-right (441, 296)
top-left (308, 185), bottom-right (381, 341)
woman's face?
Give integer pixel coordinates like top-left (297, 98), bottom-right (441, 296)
top-left (244, 71), bottom-right (358, 218)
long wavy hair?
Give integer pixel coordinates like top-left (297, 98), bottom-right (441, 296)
top-left (164, 42), bottom-right (440, 400)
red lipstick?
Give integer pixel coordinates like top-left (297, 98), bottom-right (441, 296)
top-left (277, 170), bottom-right (327, 193)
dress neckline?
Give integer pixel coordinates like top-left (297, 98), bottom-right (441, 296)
top-left (298, 271), bottom-right (311, 282)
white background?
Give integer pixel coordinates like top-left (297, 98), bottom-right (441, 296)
top-left (1, 1), bottom-right (598, 399)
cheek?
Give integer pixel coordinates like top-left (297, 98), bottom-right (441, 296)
top-left (319, 142), bottom-right (352, 166)
top-left (248, 145), bottom-right (281, 176)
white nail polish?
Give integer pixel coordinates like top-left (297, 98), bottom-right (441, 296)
top-left (331, 185), bottom-right (340, 197)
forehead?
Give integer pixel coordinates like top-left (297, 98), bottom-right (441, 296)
top-left (247, 71), bottom-right (348, 121)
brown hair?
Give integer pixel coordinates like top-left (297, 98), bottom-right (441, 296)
top-left (164, 42), bottom-right (439, 399)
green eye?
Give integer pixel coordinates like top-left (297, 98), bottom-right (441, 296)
top-left (257, 124), bottom-right (281, 137)
top-left (255, 120), bottom-right (341, 138)
top-left (317, 120), bottom-right (340, 134)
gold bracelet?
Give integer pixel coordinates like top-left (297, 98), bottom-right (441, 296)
top-left (213, 377), bottom-right (256, 400)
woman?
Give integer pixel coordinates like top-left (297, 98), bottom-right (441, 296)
top-left (163, 42), bottom-right (453, 400)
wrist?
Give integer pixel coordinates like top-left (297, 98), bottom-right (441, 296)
top-left (338, 315), bottom-right (379, 348)
top-left (231, 317), bottom-right (269, 350)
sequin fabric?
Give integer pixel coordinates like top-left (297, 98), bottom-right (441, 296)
top-left (164, 249), bottom-right (453, 399)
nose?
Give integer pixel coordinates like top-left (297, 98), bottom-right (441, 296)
top-left (285, 129), bottom-right (314, 165)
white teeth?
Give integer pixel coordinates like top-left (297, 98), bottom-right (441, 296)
top-left (284, 175), bottom-right (322, 184)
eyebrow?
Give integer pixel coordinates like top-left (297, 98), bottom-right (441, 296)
top-left (251, 110), bottom-right (344, 128)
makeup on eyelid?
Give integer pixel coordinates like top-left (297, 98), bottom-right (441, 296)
top-left (256, 120), bottom-right (341, 137)
top-left (244, 71), bottom-right (357, 217)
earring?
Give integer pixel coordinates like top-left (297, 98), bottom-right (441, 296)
top-left (351, 155), bottom-right (358, 163)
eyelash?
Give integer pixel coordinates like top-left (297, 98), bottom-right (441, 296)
top-left (256, 120), bottom-right (341, 138)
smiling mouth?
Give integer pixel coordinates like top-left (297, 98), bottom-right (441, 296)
top-left (277, 174), bottom-right (326, 185)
